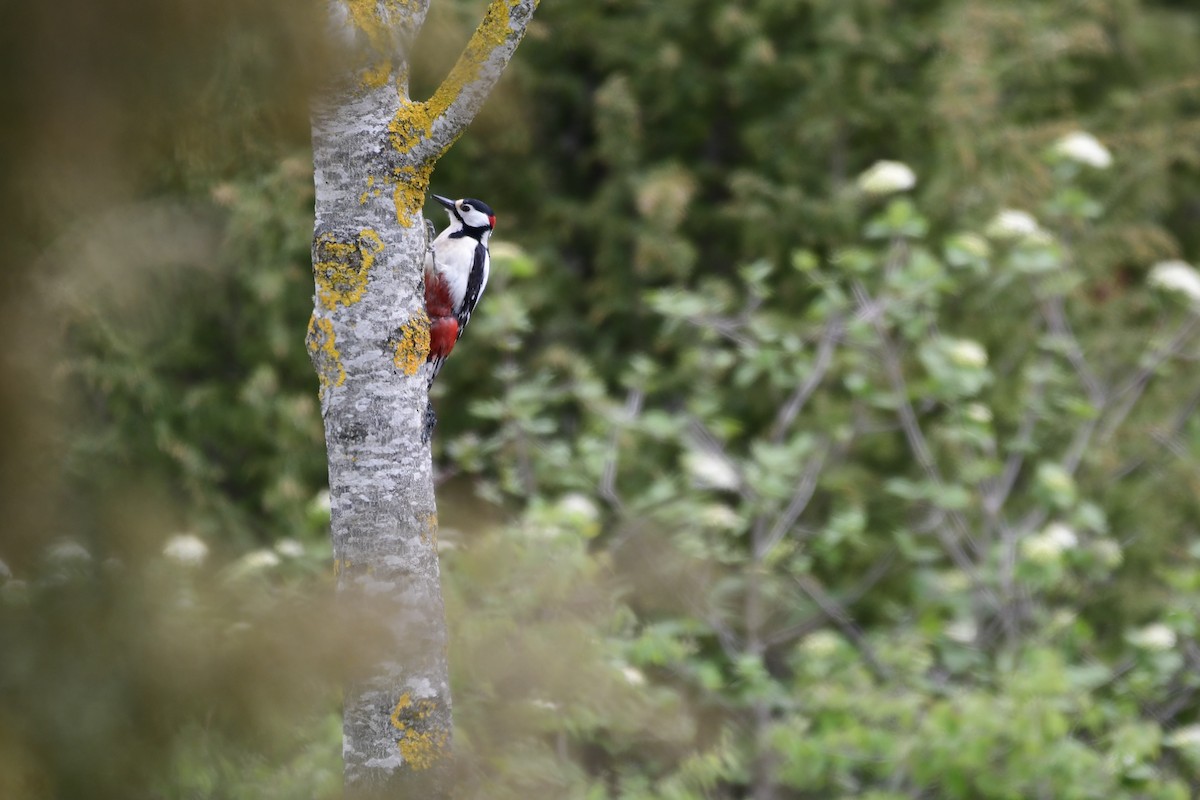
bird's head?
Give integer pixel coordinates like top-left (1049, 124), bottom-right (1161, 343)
top-left (433, 194), bottom-right (496, 235)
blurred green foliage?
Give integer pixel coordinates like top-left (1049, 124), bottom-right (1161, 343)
top-left (4, 0), bottom-right (1200, 798)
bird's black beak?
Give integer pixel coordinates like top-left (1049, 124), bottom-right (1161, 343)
top-left (432, 194), bottom-right (456, 211)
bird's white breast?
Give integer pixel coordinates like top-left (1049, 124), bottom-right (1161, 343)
top-left (428, 231), bottom-right (479, 308)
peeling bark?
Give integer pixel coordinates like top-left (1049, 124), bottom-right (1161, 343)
top-left (308, 1), bottom-right (538, 796)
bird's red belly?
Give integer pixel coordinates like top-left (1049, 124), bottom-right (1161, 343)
top-left (425, 272), bottom-right (459, 360)
top-left (429, 317), bottom-right (459, 360)
top-left (425, 272), bottom-right (455, 318)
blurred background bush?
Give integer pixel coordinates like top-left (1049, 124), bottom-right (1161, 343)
top-left (3, 1), bottom-right (1200, 798)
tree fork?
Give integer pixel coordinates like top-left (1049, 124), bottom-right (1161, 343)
top-left (308, 1), bottom-right (539, 795)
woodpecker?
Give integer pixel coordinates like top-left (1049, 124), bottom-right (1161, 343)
top-left (424, 193), bottom-right (496, 387)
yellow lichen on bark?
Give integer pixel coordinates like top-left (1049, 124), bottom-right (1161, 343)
top-left (426, 0), bottom-right (527, 122)
top-left (343, 0), bottom-right (383, 40)
top-left (390, 309), bottom-right (430, 375)
top-left (419, 512), bottom-right (438, 549)
top-left (392, 162), bottom-right (433, 227)
top-left (361, 59), bottom-right (392, 90)
top-left (390, 693), bottom-right (448, 770)
top-left (385, 0), bottom-right (532, 227)
top-left (306, 315), bottom-right (345, 394)
top-left (388, 100), bottom-right (429, 154)
top-left (342, 0), bottom-right (423, 89)
top-left (359, 175), bottom-right (382, 206)
top-left (387, 99), bottom-right (438, 226)
top-left (314, 229), bottom-right (384, 310)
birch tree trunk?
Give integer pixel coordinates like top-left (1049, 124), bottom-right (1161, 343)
top-left (307, 2), bottom-right (538, 795)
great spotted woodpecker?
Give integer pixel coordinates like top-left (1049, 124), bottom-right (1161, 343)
top-left (424, 193), bottom-right (496, 387)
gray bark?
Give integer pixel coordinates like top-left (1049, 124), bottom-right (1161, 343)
top-left (308, 1), bottom-right (539, 795)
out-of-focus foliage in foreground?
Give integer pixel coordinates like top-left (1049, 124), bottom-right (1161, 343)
top-left (3, 0), bottom-right (1200, 798)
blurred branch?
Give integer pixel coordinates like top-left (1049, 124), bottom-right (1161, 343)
top-left (1112, 383), bottom-right (1200, 480)
top-left (1018, 302), bottom-right (1193, 500)
top-left (769, 315), bottom-right (843, 443)
top-left (683, 276), bottom-right (770, 348)
top-left (1144, 641), bottom-right (1200, 725)
top-left (760, 440), bottom-right (830, 557)
top-left (794, 573), bottom-right (891, 683)
top-left (1038, 293), bottom-right (1106, 406)
top-left (765, 551), bottom-right (896, 647)
top-left (598, 388), bottom-right (643, 511)
top-left (982, 362), bottom-right (1047, 518)
top-left (1100, 315), bottom-right (1200, 444)
top-left (851, 281), bottom-right (981, 561)
top-left (1014, 314), bottom-right (1200, 537)
top-left (852, 272), bottom-right (1010, 625)
top-left (702, 609), bottom-right (743, 662)
top-left (686, 313), bottom-right (754, 347)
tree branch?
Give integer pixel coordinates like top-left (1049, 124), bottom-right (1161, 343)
top-left (982, 360), bottom-right (1047, 518)
top-left (764, 551), bottom-right (895, 647)
top-left (851, 281), bottom-right (979, 557)
top-left (1038, 293), bottom-right (1105, 406)
top-left (768, 315), bottom-right (842, 444)
top-left (1100, 315), bottom-right (1200, 443)
top-left (416, 0), bottom-right (540, 161)
top-left (599, 388), bottom-right (644, 512)
top-left (760, 441), bottom-right (829, 557)
top-left (852, 278), bottom-right (1009, 622)
top-left (794, 574), bottom-right (892, 683)
top-left (1111, 382), bottom-right (1200, 480)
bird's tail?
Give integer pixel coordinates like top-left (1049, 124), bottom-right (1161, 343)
top-left (426, 355), bottom-right (446, 390)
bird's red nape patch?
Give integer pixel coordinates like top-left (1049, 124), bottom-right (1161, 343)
top-left (428, 317), bottom-right (459, 360)
top-left (489, 214), bottom-right (496, 229)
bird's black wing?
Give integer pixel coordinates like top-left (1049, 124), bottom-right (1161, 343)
top-left (455, 241), bottom-right (489, 339)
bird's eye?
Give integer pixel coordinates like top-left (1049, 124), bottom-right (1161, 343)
top-left (460, 204), bottom-right (472, 213)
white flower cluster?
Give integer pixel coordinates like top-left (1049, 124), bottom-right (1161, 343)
top-left (1020, 522), bottom-right (1079, 565)
top-left (1042, 522), bottom-right (1079, 550)
top-left (558, 492), bottom-right (600, 522)
top-left (684, 450), bottom-right (740, 491)
top-left (801, 630), bottom-right (842, 658)
top-left (1092, 538), bottom-right (1123, 569)
top-left (856, 160), bottom-right (917, 196)
top-left (1166, 724), bottom-right (1200, 751)
top-left (619, 665), bottom-right (646, 686)
top-left (946, 338), bottom-right (988, 369)
top-left (1052, 131), bottom-right (1113, 169)
top-left (985, 209), bottom-right (1042, 241)
top-left (701, 504), bottom-right (741, 530)
top-left (1148, 259), bottom-right (1200, 305)
top-left (163, 533), bottom-right (209, 568)
top-left (964, 403), bottom-right (993, 424)
top-left (944, 619), bottom-right (977, 644)
top-left (236, 549), bottom-right (281, 572)
top-left (1127, 623), bottom-right (1176, 651)
top-left (952, 232), bottom-right (991, 260)
top-left (1037, 463), bottom-right (1076, 497)
top-left (48, 540), bottom-right (91, 563)
top-left (934, 570), bottom-right (971, 594)
top-left (274, 538), bottom-right (305, 559)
